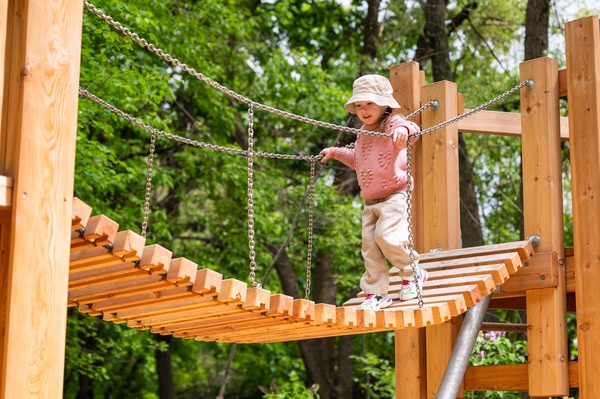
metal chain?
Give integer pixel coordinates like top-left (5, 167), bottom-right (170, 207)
top-left (246, 103), bottom-right (261, 289)
top-left (404, 141), bottom-right (424, 308)
top-left (83, 2), bottom-right (390, 140)
top-left (84, 2), bottom-right (534, 143)
top-left (304, 159), bottom-right (316, 299)
top-left (79, 88), bottom-right (317, 162)
top-left (404, 100), bottom-right (439, 121)
top-left (141, 131), bottom-right (157, 238)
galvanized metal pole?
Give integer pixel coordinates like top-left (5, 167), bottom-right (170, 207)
top-left (436, 295), bottom-right (491, 399)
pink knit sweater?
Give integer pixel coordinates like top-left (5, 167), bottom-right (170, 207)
top-left (328, 115), bottom-right (420, 200)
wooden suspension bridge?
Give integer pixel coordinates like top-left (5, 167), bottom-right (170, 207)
top-left (1, 1), bottom-right (600, 398)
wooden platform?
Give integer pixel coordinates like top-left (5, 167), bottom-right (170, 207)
top-left (69, 198), bottom-right (534, 344)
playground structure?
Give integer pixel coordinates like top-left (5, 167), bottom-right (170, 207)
top-left (1, 1), bottom-right (600, 398)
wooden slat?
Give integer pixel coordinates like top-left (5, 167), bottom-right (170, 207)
top-left (420, 274), bottom-right (498, 297)
top-left (71, 197), bottom-right (92, 230)
top-left (457, 110), bottom-right (570, 139)
top-left (418, 241), bottom-right (534, 264)
top-left (70, 230), bottom-right (145, 272)
top-left (0, 176), bottom-right (13, 207)
top-left (70, 214), bottom-right (119, 251)
top-left (464, 362), bottom-right (579, 391)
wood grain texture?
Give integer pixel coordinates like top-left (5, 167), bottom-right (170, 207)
top-left (0, 1), bottom-right (84, 398)
top-left (566, 15), bottom-right (600, 398)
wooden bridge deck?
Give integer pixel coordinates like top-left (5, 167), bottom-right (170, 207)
top-left (69, 198), bottom-right (534, 344)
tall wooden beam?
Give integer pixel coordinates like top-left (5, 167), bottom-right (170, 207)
top-left (390, 62), bottom-right (428, 399)
top-left (418, 81), bottom-right (461, 252)
top-left (565, 16), bottom-right (600, 398)
top-left (519, 57), bottom-right (569, 396)
top-left (390, 66), bottom-right (462, 399)
top-left (421, 80), bottom-right (461, 398)
top-left (0, 0), bottom-right (84, 398)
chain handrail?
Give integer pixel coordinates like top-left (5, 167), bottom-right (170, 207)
top-left (83, 2), bottom-right (392, 140)
top-left (82, 0), bottom-right (536, 300)
top-left (83, 1), bottom-right (534, 143)
top-left (79, 88), bottom-right (319, 162)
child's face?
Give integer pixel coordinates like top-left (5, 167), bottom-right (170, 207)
top-left (353, 102), bottom-right (387, 126)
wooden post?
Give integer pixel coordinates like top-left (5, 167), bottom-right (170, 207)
top-left (419, 81), bottom-right (460, 252)
top-left (390, 62), bottom-right (426, 255)
top-left (0, 1), bottom-right (84, 398)
top-left (390, 62), bottom-right (428, 399)
top-left (421, 81), bottom-right (461, 398)
top-left (519, 57), bottom-right (569, 396)
top-left (565, 16), bottom-right (600, 398)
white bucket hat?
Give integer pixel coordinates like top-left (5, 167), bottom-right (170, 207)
top-left (344, 74), bottom-right (401, 114)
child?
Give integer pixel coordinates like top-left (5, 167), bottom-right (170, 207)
top-left (320, 74), bottom-right (427, 311)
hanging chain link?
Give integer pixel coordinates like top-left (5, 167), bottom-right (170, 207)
top-left (404, 141), bottom-right (424, 308)
top-left (80, 87), bottom-right (323, 290)
top-left (404, 100), bottom-right (439, 121)
top-left (246, 103), bottom-right (261, 289)
top-left (141, 131), bottom-right (157, 238)
top-left (304, 159), bottom-right (316, 299)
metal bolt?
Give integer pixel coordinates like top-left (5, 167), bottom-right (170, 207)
top-left (527, 235), bottom-right (541, 246)
top-left (525, 79), bottom-right (535, 89)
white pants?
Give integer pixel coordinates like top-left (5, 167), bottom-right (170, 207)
top-left (359, 191), bottom-right (420, 294)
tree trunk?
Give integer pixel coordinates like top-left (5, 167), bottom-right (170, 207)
top-left (419, 0), bottom-right (484, 247)
top-left (422, 0), bottom-right (453, 82)
top-left (154, 334), bottom-right (176, 399)
top-left (363, 0), bottom-right (381, 60)
top-left (75, 375), bottom-right (93, 399)
top-left (459, 133), bottom-right (485, 246)
top-left (268, 244), bottom-right (352, 399)
top-left (524, 0), bottom-right (550, 61)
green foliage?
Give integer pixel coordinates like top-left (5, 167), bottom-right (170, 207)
top-left (470, 331), bottom-right (527, 366)
top-left (64, 310), bottom-right (162, 399)
top-left (466, 331), bottom-right (527, 398)
top-left (351, 353), bottom-right (395, 399)
top-left (467, 134), bottom-right (524, 244)
top-left (67, 0), bottom-right (585, 397)
top-left (259, 370), bottom-right (320, 399)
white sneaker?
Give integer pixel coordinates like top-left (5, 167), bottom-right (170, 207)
top-left (399, 270), bottom-right (428, 301)
top-left (358, 294), bottom-right (393, 310)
